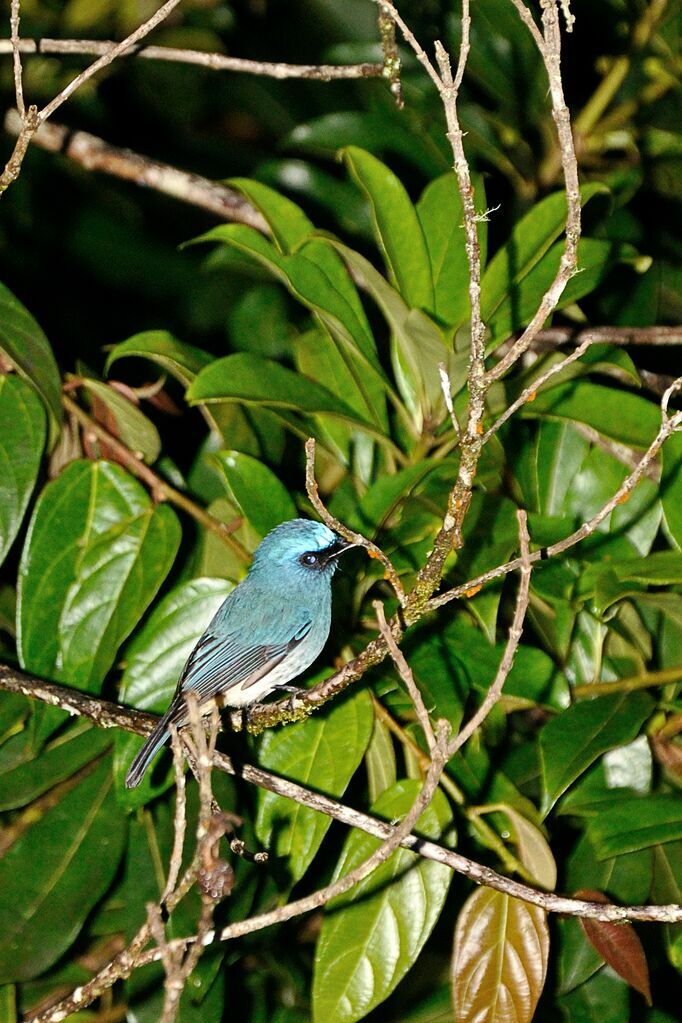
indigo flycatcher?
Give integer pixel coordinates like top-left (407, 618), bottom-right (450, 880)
top-left (125, 518), bottom-right (354, 788)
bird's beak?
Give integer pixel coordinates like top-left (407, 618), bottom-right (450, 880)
top-left (326, 537), bottom-right (357, 560)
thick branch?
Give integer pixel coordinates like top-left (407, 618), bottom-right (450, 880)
top-left (4, 110), bottom-right (268, 231)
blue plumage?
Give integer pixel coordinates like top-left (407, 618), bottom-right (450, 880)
top-left (125, 518), bottom-right (353, 788)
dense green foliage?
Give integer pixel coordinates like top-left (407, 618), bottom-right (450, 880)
top-left (0, 2), bottom-right (680, 1022)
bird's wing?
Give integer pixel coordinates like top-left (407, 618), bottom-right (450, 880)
top-left (178, 618), bottom-right (313, 703)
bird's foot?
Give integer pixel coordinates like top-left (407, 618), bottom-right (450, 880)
top-left (278, 683), bottom-right (306, 716)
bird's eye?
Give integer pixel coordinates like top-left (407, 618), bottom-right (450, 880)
top-left (300, 552), bottom-right (318, 567)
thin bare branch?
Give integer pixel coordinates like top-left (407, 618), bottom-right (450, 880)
top-left (305, 437), bottom-right (407, 606)
top-left (483, 337), bottom-right (592, 443)
top-left (374, 600), bottom-right (437, 753)
top-left (9, 1), bottom-right (25, 118)
top-left (162, 727), bottom-right (187, 901)
top-left (0, 37), bottom-right (383, 81)
top-left (447, 510), bottom-right (531, 757)
top-left (486, 0), bottom-right (581, 383)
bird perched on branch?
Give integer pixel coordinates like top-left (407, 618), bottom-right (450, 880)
top-left (125, 518), bottom-right (354, 788)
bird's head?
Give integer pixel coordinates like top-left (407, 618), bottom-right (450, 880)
top-left (251, 518), bottom-right (355, 578)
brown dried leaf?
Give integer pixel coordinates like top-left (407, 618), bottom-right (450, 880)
top-left (452, 888), bottom-right (549, 1023)
top-left (575, 889), bottom-right (652, 1005)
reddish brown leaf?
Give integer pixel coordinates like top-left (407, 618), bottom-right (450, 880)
top-left (452, 888), bottom-right (549, 1023)
top-left (575, 889), bottom-right (652, 1005)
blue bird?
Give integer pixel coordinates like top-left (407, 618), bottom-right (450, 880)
top-left (125, 518), bottom-right (354, 788)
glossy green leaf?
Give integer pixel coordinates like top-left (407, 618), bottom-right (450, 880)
top-left (558, 964), bottom-right (630, 1023)
top-left (105, 330), bottom-right (212, 386)
top-left (0, 724), bottom-right (112, 811)
top-left (342, 146), bottom-right (434, 311)
top-left (0, 281), bottom-right (61, 448)
top-left (256, 690), bottom-right (373, 884)
top-left (523, 380), bottom-right (661, 449)
top-left (539, 692), bottom-right (654, 813)
top-left (18, 460), bottom-right (181, 697)
top-left (416, 171), bottom-right (487, 327)
top-left (228, 177), bottom-right (313, 251)
top-left (661, 432), bottom-right (682, 548)
top-left (487, 238), bottom-right (635, 344)
top-left (486, 803), bottom-right (557, 889)
top-left (0, 759), bottom-right (126, 982)
top-left (481, 183), bottom-right (609, 326)
top-left (365, 716), bottom-right (397, 804)
top-left (116, 578), bottom-right (232, 802)
top-left (452, 888), bottom-right (549, 1023)
top-left (80, 378), bottom-right (161, 464)
top-left (589, 795), bottom-right (682, 858)
top-left (324, 238), bottom-right (449, 421)
top-left (312, 780), bottom-right (453, 1023)
top-left (535, 421), bottom-right (590, 516)
top-left (211, 450), bottom-right (296, 537)
top-left (193, 225), bottom-right (388, 429)
top-left (0, 375), bottom-right (46, 569)
top-left (187, 353), bottom-right (378, 433)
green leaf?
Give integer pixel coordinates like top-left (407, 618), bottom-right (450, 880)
top-left (558, 964), bottom-right (630, 1023)
top-left (365, 716), bottom-right (397, 804)
top-left (0, 376), bottom-right (46, 569)
top-left (452, 889), bottom-right (549, 1023)
top-left (589, 796), bottom-right (682, 858)
top-left (661, 432), bottom-right (682, 548)
top-left (312, 780), bottom-right (453, 1023)
top-left (256, 690), bottom-right (373, 885)
top-left (416, 171), bottom-right (487, 327)
top-left (342, 146), bottom-right (434, 311)
top-left (0, 758), bottom-right (126, 982)
top-left (535, 421), bottom-right (590, 516)
top-left (79, 379), bottom-right (161, 464)
top-left (539, 692), bottom-right (654, 813)
top-left (0, 281), bottom-right (62, 448)
top-left (105, 330), bottom-right (212, 386)
top-left (323, 238), bottom-right (449, 422)
top-left (116, 578), bottom-right (233, 803)
top-left (0, 724), bottom-right (112, 811)
top-left (193, 225), bottom-right (388, 430)
top-left (187, 353), bottom-right (379, 433)
top-left (18, 460), bottom-right (181, 697)
top-left (481, 183), bottom-right (609, 326)
top-left (227, 177), bottom-right (313, 251)
top-left (487, 238), bottom-right (637, 344)
top-left (522, 380), bottom-right (661, 449)
top-left (210, 450), bottom-right (296, 537)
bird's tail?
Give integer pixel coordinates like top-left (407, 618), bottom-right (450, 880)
top-left (125, 706), bottom-right (176, 789)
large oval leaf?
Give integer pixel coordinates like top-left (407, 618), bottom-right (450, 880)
top-left (0, 758), bottom-right (126, 982)
top-left (342, 147), bottom-right (434, 312)
top-left (0, 281), bottom-right (61, 448)
top-left (18, 460), bottom-right (181, 697)
top-left (0, 375), bottom-right (46, 569)
top-left (187, 353), bottom-right (378, 433)
top-left (452, 888), bottom-right (549, 1023)
top-left (256, 689), bottom-right (373, 884)
top-left (312, 780), bottom-right (453, 1023)
top-left (539, 692), bottom-right (654, 813)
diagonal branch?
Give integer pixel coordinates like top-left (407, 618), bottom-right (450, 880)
top-left (2, 661), bottom-right (682, 925)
